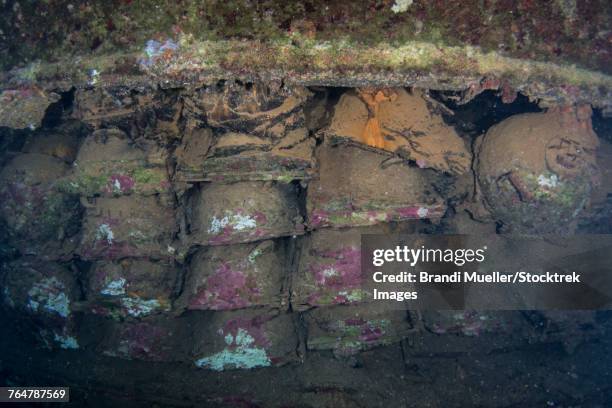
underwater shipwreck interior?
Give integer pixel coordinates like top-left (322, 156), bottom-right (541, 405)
top-left (1, 1), bottom-right (612, 407)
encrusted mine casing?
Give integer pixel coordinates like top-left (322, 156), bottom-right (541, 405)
top-left (176, 82), bottom-right (314, 182)
top-left (326, 88), bottom-right (471, 174)
top-left (82, 315), bottom-right (192, 362)
top-left (292, 229), bottom-right (364, 311)
top-left (477, 107), bottom-right (600, 233)
top-left (307, 141), bottom-right (445, 229)
top-left (183, 82), bottom-right (311, 137)
top-left (78, 195), bottom-right (176, 261)
top-left (1, 259), bottom-right (80, 350)
top-left (191, 310), bottom-right (299, 371)
top-left (185, 181), bottom-right (303, 245)
top-left (0, 153), bottom-right (81, 258)
top-left (292, 224), bottom-right (416, 311)
top-left (64, 128), bottom-right (171, 197)
top-left (178, 239), bottom-right (289, 311)
top-left (73, 87), bottom-right (182, 142)
top-left (175, 127), bottom-right (315, 183)
top-left (86, 259), bottom-right (178, 319)
top-left (304, 303), bottom-right (415, 358)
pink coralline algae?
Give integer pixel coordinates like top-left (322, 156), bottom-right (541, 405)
top-left (189, 263), bottom-right (261, 310)
top-left (311, 247), bottom-right (362, 290)
top-left (251, 211), bottom-right (268, 224)
top-left (395, 206), bottom-right (432, 218)
top-left (308, 209), bottom-right (328, 228)
top-left (104, 174), bottom-right (135, 195)
top-left (330, 318), bottom-right (391, 357)
top-left (354, 320), bottom-right (385, 343)
top-left (307, 247), bottom-right (363, 306)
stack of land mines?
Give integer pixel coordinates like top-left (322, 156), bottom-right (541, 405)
top-left (0, 80), bottom-right (609, 385)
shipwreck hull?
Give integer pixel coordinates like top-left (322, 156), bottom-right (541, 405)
top-left (1, 1), bottom-right (612, 407)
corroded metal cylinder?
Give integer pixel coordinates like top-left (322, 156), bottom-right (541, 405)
top-left (477, 106), bottom-right (600, 233)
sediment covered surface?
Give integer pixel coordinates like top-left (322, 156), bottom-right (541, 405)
top-left (1, 79), bottom-right (612, 406)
